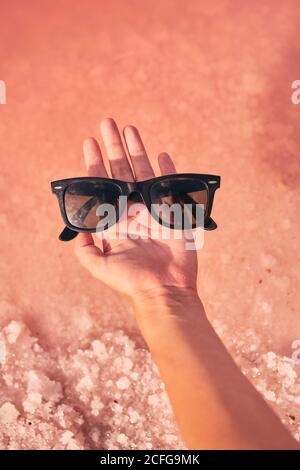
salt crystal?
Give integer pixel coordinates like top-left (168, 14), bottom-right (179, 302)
top-left (128, 409), bottom-right (140, 424)
top-left (76, 375), bottom-right (94, 392)
top-left (145, 442), bottom-right (153, 449)
top-left (3, 374), bottom-right (13, 386)
top-left (112, 403), bottom-right (123, 413)
top-left (79, 394), bottom-right (89, 404)
top-left (60, 430), bottom-right (74, 445)
top-left (26, 370), bottom-right (41, 391)
top-left (91, 429), bottom-right (100, 443)
top-left (52, 444), bottom-right (64, 450)
top-left (148, 394), bottom-right (159, 406)
top-left (42, 378), bottom-right (63, 402)
top-left (0, 402), bottom-right (20, 424)
top-left (265, 352), bottom-right (277, 369)
top-left (277, 362), bottom-right (297, 380)
top-left (123, 358), bottom-right (133, 371)
top-left (114, 356), bottom-right (133, 372)
top-left (264, 390), bottom-right (276, 402)
top-left (0, 337), bottom-right (6, 365)
top-left (66, 439), bottom-right (81, 450)
top-left (27, 371), bottom-right (63, 403)
top-left (92, 340), bottom-right (108, 360)
top-left (91, 398), bottom-right (104, 416)
top-left (23, 392), bottom-right (42, 413)
top-left (3, 321), bottom-right (24, 344)
top-left (116, 376), bottom-right (130, 390)
top-left (116, 433), bottom-right (128, 446)
top-left (164, 434), bottom-right (178, 445)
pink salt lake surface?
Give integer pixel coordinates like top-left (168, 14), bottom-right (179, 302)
top-left (0, 0), bottom-right (299, 449)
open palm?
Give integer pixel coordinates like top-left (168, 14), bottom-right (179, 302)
top-left (75, 118), bottom-right (198, 299)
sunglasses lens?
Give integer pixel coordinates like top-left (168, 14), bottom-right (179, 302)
top-left (150, 177), bottom-right (208, 228)
top-left (64, 181), bottom-right (121, 230)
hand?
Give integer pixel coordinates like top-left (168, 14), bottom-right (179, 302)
top-left (75, 118), bottom-right (198, 301)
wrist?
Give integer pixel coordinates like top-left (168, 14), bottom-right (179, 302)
top-left (130, 285), bottom-right (208, 356)
top-left (131, 285), bottom-right (198, 307)
top-left (131, 285), bottom-right (206, 322)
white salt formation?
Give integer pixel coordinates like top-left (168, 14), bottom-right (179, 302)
top-left (0, 319), bottom-right (299, 449)
top-left (0, 320), bottom-right (182, 450)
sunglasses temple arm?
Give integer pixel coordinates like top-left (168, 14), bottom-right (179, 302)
top-left (180, 193), bottom-right (218, 230)
top-left (59, 226), bottom-right (78, 241)
top-left (58, 196), bottom-right (100, 241)
top-left (205, 217), bottom-right (217, 230)
top-left (74, 196), bottom-right (99, 224)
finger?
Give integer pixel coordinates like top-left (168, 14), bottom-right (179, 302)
top-left (75, 232), bottom-right (103, 256)
top-left (83, 137), bottom-right (108, 177)
top-left (100, 118), bottom-right (134, 181)
top-left (123, 125), bottom-right (155, 180)
top-left (74, 232), bottom-right (106, 278)
top-left (158, 152), bottom-right (177, 175)
top-left (93, 231), bottom-right (113, 253)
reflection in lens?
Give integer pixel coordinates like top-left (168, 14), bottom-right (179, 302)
top-left (64, 181), bottom-right (121, 230)
top-left (150, 178), bottom-right (208, 228)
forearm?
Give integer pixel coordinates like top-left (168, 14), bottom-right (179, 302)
top-left (132, 287), bottom-right (298, 450)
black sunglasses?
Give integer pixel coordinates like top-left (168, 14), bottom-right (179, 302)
top-left (51, 173), bottom-right (221, 241)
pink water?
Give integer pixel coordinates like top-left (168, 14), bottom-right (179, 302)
top-left (0, 0), bottom-right (299, 449)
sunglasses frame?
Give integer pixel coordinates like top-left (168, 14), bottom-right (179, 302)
top-left (51, 173), bottom-right (221, 240)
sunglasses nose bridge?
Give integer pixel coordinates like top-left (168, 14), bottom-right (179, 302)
top-left (128, 192), bottom-right (144, 204)
top-left (126, 181), bottom-right (138, 193)
top-left (124, 181), bottom-right (145, 203)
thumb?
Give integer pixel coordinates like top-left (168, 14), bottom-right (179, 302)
top-left (74, 232), bottom-right (106, 279)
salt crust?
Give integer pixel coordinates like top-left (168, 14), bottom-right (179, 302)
top-left (0, 320), bottom-right (299, 449)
